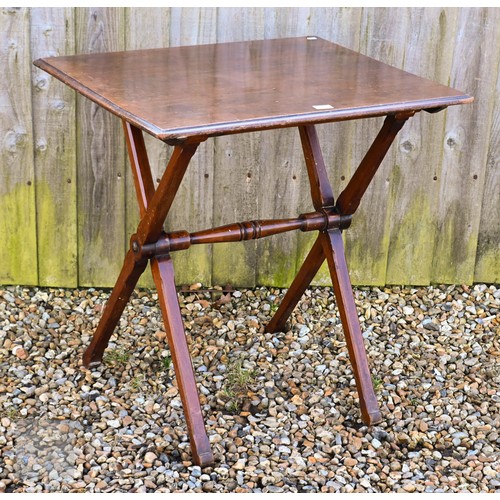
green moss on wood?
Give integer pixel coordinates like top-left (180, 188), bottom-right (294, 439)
top-left (212, 241), bottom-right (256, 288)
top-left (172, 245), bottom-right (212, 287)
top-left (385, 190), bottom-right (433, 286)
top-left (432, 200), bottom-right (477, 285)
top-left (345, 223), bottom-right (391, 287)
top-left (474, 245), bottom-right (500, 283)
top-left (0, 182), bottom-right (38, 285)
top-left (36, 180), bottom-right (77, 287)
top-left (257, 244), bottom-right (297, 288)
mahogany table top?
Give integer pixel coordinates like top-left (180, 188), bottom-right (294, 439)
top-left (34, 36), bottom-right (472, 143)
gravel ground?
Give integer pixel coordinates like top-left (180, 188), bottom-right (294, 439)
top-left (0, 283), bottom-right (499, 493)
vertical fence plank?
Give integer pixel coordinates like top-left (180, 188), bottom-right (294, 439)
top-left (75, 7), bottom-right (126, 287)
top-left (168, 7), bottom-right (217, 286)
top-left (384, 8), bottom-right (459, 285)
top-left (0, 8), bottom-right (37, 285)
top-left (253, 8), bottom-right (309, 287)
top-left (296, 7), bottom-right (363, 286)
top-left (332, 7), bottom-right (410, 286)
top-left (169, 7), bottom-right (217, 46)
top-left (256, 124), bottom-right (303, 287)
top-left (474, 42), bottom-right (500, 283)
top-left (31, 7), bottom-right (77, 287)
top-left (125, 7), bottom-right (170, 288)
top-left (211, 8), bottom-right (264, 287)
top-left (432, 8), bottom-right (500, 284)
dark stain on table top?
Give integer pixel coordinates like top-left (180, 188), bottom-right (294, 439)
top-left (34, 36), bottom-right (473, 143)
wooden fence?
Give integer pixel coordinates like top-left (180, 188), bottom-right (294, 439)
top-left (1, 7), bottom-right (499, 289)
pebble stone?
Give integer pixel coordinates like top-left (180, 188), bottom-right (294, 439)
top-left (0, 283), bottom-right (498, 493)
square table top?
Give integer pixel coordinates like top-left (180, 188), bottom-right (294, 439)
top-left (34, 36), bottom-right (472, 143)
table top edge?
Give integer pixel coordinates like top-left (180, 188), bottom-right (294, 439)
top-left (34, 43), bottom-right (474, 144)
top-left (154, 94), bottom-right (473, 142)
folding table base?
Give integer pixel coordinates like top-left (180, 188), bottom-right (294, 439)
top-left (83, 113), bottom-right (412, 466)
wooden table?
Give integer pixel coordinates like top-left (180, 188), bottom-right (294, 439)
top-left (35, 36), bottom-right (472, 466)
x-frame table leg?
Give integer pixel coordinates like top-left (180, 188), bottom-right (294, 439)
top-left (82, 252), bottom-right (148, 367)
top-left (267, 114), bottom-right (411, 425)
top-left (266, 236), bottom-right (325, 334)
top-left (82, 112), bottom-right (411, 464)
top-left (151, 254), bottom-right (214, 464)
top-left (320, 228), bottom-right (381, 424)
top-left (83, 121), bottom-right (213, 466)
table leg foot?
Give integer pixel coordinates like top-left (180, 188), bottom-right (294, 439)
top-left (265, 235), bottom-right (325, 333)
top-left (364, 409), bottom-right (383, 426)
top-left (195, 450), bottom-right (215, 467)
top-left (151, 254), bottom-right (213, 466)
top-left (82, 251), bottom-right (148, 368)
top-left (321, 229), bottom-right (382, 425)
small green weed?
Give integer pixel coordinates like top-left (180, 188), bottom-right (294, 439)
top-left (372, 376), bottom-right (384, 392)
top-left (130, 374), bottom-right (144, 391)
top-left (1, 407), bottom-right (20, 421)
top-left (162, 354), bottom-right (172, 370)
top-left (104, 348), bottom-right (130, 366)
top-left (227, 360), bottom-right (256, 389)
top-left (219, 360), bottom-right (257, 413)
top-left (269, 303), bottom-right (279, 313)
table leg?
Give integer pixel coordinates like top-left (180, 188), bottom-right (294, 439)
top-left (267, 118), bottom-right (413, 425)
top-left (84, 122), bottom-right (212, 465)
top-left (265, 236), bottom-right (325, 333)
top-left (151, 255), bottom-right (214, 466)
top-left (82, 251), bottom-right (148, 367)
top-left (298, 124), bottom-right (334, 210)
top-left (336, 113), bottom-right (412, 215)
top-left (321, 229), bottom-right (381, 424)
top-left (83, 131), bottom-right (197, 366)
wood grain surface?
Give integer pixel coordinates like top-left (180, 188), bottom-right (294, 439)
top-left (31, 7), bottom-right (77, 287)
top-left (432, 8), bottom-right (500, 284)
top-left (34, 36), bottom-right (471, 142)
top-left (0, 8), bottom-right (37, 285)
top-left (75, 8), bottom-right (126, 287)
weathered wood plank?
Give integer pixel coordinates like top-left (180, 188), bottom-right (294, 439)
top-left (125, 7), bottom-right (170, 288)
top-left (474, 36), bottom-right (500, 283)
top-left (385, 8), bottom-right (459, 285)
top-left (255, 126), bottom-right (302, 287)
top-left (31, 7), bottom-right (77, 287)
top-left (257, 8), bottom-right (310, 287)
top-left (335, 7), bottom-right (409, 286)
top-left (0, 8), bottom-right (37, 285)
top-left (167, 7), bottom-right (217, 286)
top-left (432, 8), bottom-right (500, 284)
top-left (212, 8), bottom-right (264, 287)
top-left (296, 7), bottom-right (363, 286)
top-left (169, 7), bottom-right (217, 46)
top-left (75, 8), bottom-right (126, 287)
